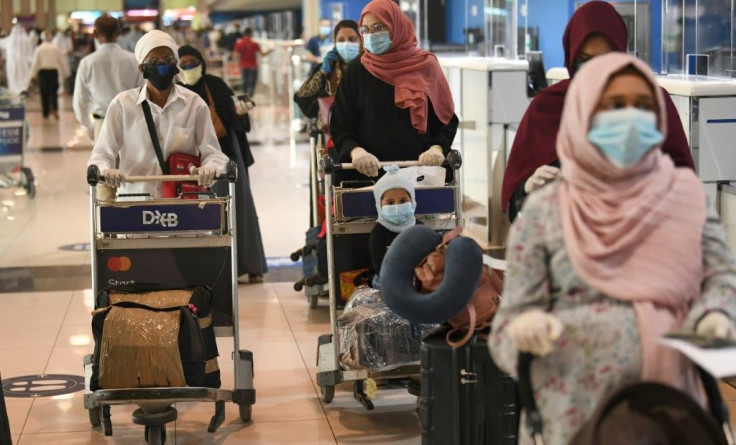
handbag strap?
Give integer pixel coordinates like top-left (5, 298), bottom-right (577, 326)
top-left (446, 304), bottom-right (477, 349)
top-left (204, 84), bottom-right (215, 106)
top-left (141, 99), bottom-right (168, 174)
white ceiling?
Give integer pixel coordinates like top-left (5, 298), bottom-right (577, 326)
top-left (208, 0), bottom-right (302, 12)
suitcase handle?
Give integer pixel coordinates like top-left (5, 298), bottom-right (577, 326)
top-left (518, 352), bottom-right (545, 445)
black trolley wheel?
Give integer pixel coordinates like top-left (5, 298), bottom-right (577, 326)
top-left (238, 403), bottom-right (252, 422)
top-left (145, 425), bottom-right (166, 445)
top-left (88, 407), bottom-right (101, 427)
top-left (20, 167), bottom-right (35, 199)
top-left (320, 385), bottom-right (335, 403)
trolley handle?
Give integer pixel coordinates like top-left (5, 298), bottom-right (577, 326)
top-left (87, 161), bottom-right (238, 186)
top-left (320, 149), bottom-right (462, 174)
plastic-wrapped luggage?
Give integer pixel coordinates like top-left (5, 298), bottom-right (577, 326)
top-left (420, 329), bottom-right (519, 445)
top-left (338, 287), bottom-right (438, 372)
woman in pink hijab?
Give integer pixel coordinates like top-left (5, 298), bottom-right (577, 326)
top-left (329, 0), bottom-right (458, 178)
top-left (489, 53), bottom-right (736, 444)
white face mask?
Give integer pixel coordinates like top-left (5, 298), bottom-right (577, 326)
top-left (179, 64), bottom-right (203, 86)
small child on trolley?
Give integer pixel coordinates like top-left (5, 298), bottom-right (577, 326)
top-left (369, 164), bottom-right (422, 289)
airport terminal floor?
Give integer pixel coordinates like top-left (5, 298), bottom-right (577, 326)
top-left (0, 86), bottom-right (424, 444)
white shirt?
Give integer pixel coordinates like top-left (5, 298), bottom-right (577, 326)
top-left (73, 43), bottom-right (143, 131)
top-left (87, 84), bottom-right (230, 198)
top-left (30, 42), bottom-right (67, 78)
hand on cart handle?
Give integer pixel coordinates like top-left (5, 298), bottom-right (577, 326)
top-left (350, 147), bottom-right (380, 177)
top-left (418, 145), bottom-right (445, 166)
top-left (101, 169), bottom-right (125, 188)
top-left (191, 165), bottom-right (219, 187)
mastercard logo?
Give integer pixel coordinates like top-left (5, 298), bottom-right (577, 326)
top-left (107, 256), bottom-right (131, 272)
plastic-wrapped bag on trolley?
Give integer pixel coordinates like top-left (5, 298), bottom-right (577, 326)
top-left (338, 286), bottom-right (439, 372)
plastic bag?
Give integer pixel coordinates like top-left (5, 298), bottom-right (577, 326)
top-left (398, 166), bottom-right (446, 188)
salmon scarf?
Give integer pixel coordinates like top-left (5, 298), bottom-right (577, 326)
top-left (557, 53), bottom-right (706, 393)
top-left (359, 0), bottom-right (455, 134)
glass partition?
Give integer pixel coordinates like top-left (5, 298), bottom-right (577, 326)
top-left (414, 0), bottom-right (519, 56)
top-left (662, 0), bottom-right (735, 78)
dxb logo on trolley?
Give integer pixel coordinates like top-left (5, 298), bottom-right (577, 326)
top-left (142, 210), bottom-right (178, 228)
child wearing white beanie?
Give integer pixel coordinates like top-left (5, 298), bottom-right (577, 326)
top-left (370, 165), bottom-right (421, 289)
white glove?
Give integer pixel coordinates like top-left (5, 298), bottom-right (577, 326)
top-left (101, 169), bottom-right (124, 188)
top-left (418, 145), bottom-right (445, 166)
top-left (195, 165), bottom-right (218, 186)
top-left (696, 312), bottom-right (736, 340)
top-left (351, 147), bottom-right (380, 177)
top-left (508, 309), bottom-right (564, 356)
top-left (524, 165), bottom-right (561, 194)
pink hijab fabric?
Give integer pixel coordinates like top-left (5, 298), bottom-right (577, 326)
top-left (359, 0), bottom-right (455, 134)
top-left (557, 53), bottom-right (706, 393)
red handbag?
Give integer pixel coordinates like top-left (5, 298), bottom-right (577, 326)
top-left (162, 153), bottom-right (209, 199)
top-left (318, 96), bottom-right (334, 137)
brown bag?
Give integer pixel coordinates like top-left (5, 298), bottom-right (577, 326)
top-left (318, 96), bottom-right (334, 137)
top-left (205, 84), bottom-right (228, 138)
top-left (414, 226), bottom-right (503, 348)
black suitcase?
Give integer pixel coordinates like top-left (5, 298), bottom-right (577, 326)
top-left (420, 330), bottom-right (519, 445)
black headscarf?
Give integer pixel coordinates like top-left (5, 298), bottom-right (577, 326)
top-left (178, 44), bottom-right (254, 166)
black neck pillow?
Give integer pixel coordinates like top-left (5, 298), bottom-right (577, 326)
top-left (379, 225), bottom-right (483, 324)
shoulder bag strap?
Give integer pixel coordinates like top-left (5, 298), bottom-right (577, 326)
top-left (204, 84), bottom-right (215, 106)
top-left (140, 99), bottom-right (168, 174)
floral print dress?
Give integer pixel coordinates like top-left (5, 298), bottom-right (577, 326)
top-left (489, 182), bottom-right (736, 445)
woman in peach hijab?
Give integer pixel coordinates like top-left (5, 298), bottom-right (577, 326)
top-left (489, 53), bottom-right (736, 444)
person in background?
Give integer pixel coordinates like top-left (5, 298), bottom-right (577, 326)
top-left (73, 14), bottom-right (142, 141)
top-left (330, 0), bottom-right (458, 179)
top-left (501, 1), bottom-right (694, 223)
top-left (233, 27), bottom-right (273, 97)
top-left (178, 44), bottom-right (268, 283)
top-left (220, 22), bottom-right (243, 52)
top-left (30, 30), bottom-right (67, 120)
top-left (52, 28), bottom-right (72, 93)
top-left (87, 30), bottom-right (228, 198)
top-left (118, 25), bottom-right (143, 53)
top-left (294, 19), bottom-right (361, 119)
top-left (303, 18), bottom-right (333, 69)
top-left (490, 53), bottom-right (736, 444)
top-left (0, 24), bottom-right (33, 96)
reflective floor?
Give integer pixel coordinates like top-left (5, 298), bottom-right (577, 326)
top-left (0, 84), bottom-right (421, 444)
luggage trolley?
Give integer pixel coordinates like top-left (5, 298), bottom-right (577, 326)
top-left (291, 120), bottom-right (329, 308)
top-left (315, 151), bottom-right (463, 409)
top-left (0, 95), bottom-right (34, 198)
top-left (83, 162), bottom-right (256, 444)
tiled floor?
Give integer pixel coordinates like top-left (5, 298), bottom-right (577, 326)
top-left (0, 83), bottom-right (421, 443)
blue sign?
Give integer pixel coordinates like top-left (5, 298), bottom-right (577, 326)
top-left (0, 106), bottom-right (24, 121)
top-left (0, 125), bottom-right (23, 156)
top-left (100, 202), bottom-right (223, 233)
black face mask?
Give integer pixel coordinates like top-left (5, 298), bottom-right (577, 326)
top-left (143, 62), bottom-right (179, 90)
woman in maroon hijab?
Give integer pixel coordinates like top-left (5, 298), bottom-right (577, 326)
top-left (501, 1), bottom-right (694, 222)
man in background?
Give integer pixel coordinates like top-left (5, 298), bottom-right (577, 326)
top-left (233, 27), bottom-right (273, 96)
top-left (303, 18), bottom-right (332, 68)
top-left (73, 14), bottom-right (142, 141)
top-left (30, 30), bottom-right (67, 120)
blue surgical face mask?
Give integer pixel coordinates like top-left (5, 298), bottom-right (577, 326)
top-left (380, 202), bottom-right (414, 225)
top-left (364, 31), bottom-right (392, 55)
top-left (336, 41), bottom-right (360, 62)
top-left (588, 108), bottom-right (664, 169)
top-left (320, 26), bottom-right (332, 37)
